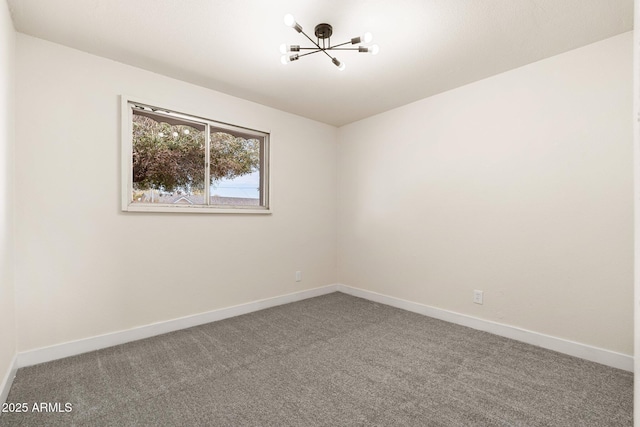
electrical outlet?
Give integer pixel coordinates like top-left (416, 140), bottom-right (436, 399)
top-left (473, 290), bottom-right (483, 305)
top-left (295, 271), bottom-right (302, 282)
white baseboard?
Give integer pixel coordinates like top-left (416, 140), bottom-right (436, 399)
top-left (17, 284), bottom-right (339, 369)
top-left (336, 284), bottom-right (633, 372)
top-left (0, 354), bottom-right (17, 404)
top-left (14, 283), bottom-right (633, 373)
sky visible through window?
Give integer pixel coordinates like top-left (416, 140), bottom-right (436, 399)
top-left (212, 170), bottom-right (259, 199)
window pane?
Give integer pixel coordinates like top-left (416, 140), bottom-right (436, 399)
top-left (209, 131), bottom-right (261, 206)
top-left (123, 99), bottom-right (269, 213)
top-left (132, 111), bottom-right (205, 204)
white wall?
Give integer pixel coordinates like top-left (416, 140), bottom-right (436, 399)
top-left (14, 34), bottom-right (337, 352)
top-left (338, 32), bottom-right (634, 355)
top-left (633, 0), bottom-right (639, 414)
top-left (0, 0), bottom-right (16, 396)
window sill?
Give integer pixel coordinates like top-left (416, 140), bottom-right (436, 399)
top-left (123, 204), bottom-right (271, 214)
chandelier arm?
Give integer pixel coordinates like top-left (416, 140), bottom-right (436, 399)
top-left (298, 50), bottom-right (323, 58)
top-left (296, 47), bottom-right (358, 51)
top-left (328, 40), bottom-right (353, 49)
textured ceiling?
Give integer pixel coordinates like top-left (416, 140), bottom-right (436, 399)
top-left (6, 0), bottom-right (634, 126)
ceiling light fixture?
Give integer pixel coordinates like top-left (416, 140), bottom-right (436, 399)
top-left (280, 14), bottom-right (378, 71)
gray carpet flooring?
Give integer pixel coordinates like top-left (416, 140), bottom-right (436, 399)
top-left (0, 292), bottom-right (633, 426)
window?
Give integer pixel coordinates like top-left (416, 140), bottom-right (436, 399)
top-left (121, 98), bottom-right (270, 213)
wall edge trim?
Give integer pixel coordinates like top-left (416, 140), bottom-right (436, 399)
top-left (0, 353), bottom-right (18, 404)
top-left (14, 283), bottom-right (631, 372)
top-left (16, 285), bottom-right (339, 368)
top-left (336, 284), bottom-right (633, 372)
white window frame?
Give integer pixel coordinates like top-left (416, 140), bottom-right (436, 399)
top-left (121, 96), bottom-right (271, 214)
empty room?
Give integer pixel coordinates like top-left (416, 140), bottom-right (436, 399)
top-left (0, 0), bottom-right (637, 425)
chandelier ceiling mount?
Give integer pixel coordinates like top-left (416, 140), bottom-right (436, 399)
top-left (314, 23), bottom-right (333, 39)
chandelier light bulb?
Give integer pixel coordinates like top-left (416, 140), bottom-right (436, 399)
top-left (370, 44), bottom-right (380, 55)
top-left (183, 129), bottom-right (190, 135)
top-left (172, 132), bottom-right (179, 137)
top-left (281, 54), bottom-right (299, 64)
top-left (332, 57), bottom-right (345, 71)
top-left (280, 44), bottom-right (300, 54)
top-left (351, 32), bottom-right (373, 45)
top-left (283, 14), bottom-right (296, 27)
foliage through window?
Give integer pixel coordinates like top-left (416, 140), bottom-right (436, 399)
top-left (122, 100), bottom-right (269, 213)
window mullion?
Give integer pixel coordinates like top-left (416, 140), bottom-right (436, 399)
top-left (205, 123), bottom-right (211, 205)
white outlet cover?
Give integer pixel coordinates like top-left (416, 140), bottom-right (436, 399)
top-left (473, 290), bottom-right (483, 304)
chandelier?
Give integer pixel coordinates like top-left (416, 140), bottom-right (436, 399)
top-left (280, 14), bottom-right (379, 71)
